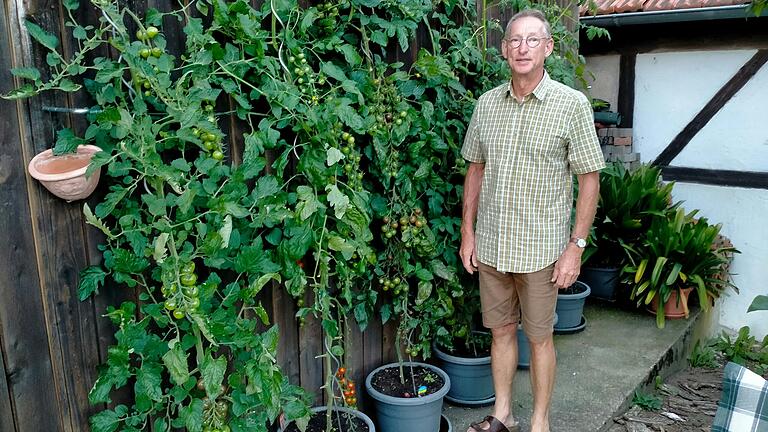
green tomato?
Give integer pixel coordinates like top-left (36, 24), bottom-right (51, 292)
top-left (139, 48), bottom-right (151, 59)
top-left (146, 26), bottom-right (159, 39)
top-left (212, 150), bottom-right (225, 161)
top-left (180, 272), bottom-right (197, 287)
top-left (181, 262), bottom-right (196, 274)
top-left (204, 140), bottom-right (216, 151)
top-left (151, 47), bottom-right (162, 58)
top-left (136, 30), bottom-right (147, 41)
top-left (183, 286), bottom-right (199, 297)
top-left (173, 309), bottom-right (185, 319)
top-left (187, 297), bottom-right (200, 309)
top-left (164, 299), bottom-right (177, 310)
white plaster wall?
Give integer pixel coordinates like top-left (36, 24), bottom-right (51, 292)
top-left (631, 49), bottom-right (768, 339)
top-left (671, 184), bottom-right (768, 339)
top-left (585, 55), bottom-right (621, 111)
top-left (633, 50), bottom-right (759, 164)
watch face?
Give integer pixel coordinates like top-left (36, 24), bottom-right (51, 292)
top-left (573, 238), bottom-right (587, 248)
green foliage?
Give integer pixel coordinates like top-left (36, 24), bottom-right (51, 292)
top-left (713, 326), bottom-right (768, 375)
top-left (748, 295), bottom-right (768, 313)
top-left (632, 390), bottom-right (662, 411)
top-left (7, 0), bottom-right (602, 428)
top-left (688, 340), bottom-right (719, 369)
top-left (584, 163), bottom-right (677, 268)
top-left (623, 207), bottom-right (738, 328)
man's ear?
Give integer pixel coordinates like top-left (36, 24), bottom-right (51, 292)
top-left (544, 39), bottom-right (554, 58)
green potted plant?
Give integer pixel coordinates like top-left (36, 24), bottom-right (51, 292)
top-left (623, 208), bottom-right (738, 328)
top-left (582, 163), bottom-right (677, 301)
top-left (4, 2), bottom-right (323, 430)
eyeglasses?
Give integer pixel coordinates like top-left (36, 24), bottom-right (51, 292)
top-left (504, 36), bottom-right (549, 48)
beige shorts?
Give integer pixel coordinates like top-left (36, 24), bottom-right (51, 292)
top-left (478, 261), bottom-right (557, 343)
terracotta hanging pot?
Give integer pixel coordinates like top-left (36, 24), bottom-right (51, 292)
top-left (27, 145), bottom-right (102, 202)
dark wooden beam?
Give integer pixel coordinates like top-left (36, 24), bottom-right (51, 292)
top-left (617, 53), bottom-right (636, 128)
top-left (654, 49), bottom-right (768, 165)
top-left (660, 166), bottom-right (768, 189)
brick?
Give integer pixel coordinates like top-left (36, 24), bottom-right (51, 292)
top-left (619, 152), bottom-right (639, 162)
top-left (613, 128), bottom-right (633, 138)
top-left (613, 136), bottom-right (633, 146)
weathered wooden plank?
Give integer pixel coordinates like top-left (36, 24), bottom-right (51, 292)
top-left (12, 0), bottom-right (106, 429)
top-left (660, 166), bottom-right (768, 190)
top-left (0, 2), bottom-right (65, 430)
top-left (617, 53), bottom-right (636, 128)
top-left (0, 337), bottom-right (16, 432)
top-left (345, 319), bottom-right (365, 408)
top-left (361, 318), bottom-right (382, 411)
top-left (272, 282), bottom-right (301, 386)
top-left (381, 320), bottom-right (398, 365)
top-left (298, 291), bottom-right (323, 405)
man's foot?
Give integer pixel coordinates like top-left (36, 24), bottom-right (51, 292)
top-left (467, 415), bottom-right (520, 432)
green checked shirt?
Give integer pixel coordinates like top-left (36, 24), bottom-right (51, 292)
top-left (461, 72), bottom-right (605, 273)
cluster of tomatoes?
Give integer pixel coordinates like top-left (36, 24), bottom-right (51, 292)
top-left (378, 275), bottom-right (408, 296)
top-left (161, 261), bottom-right (201, 320)
top-left (134, 26), bottom-right (164, 96)
top-left (368, 79), bottom-right (407, 138)
top-left (334, 127), bottom-right (365, 191)
top-left (288, 51), bottom-right (324, 104)
top-left (198, 380), bottom-right (230, 432)
top-left (335, 367), bottom-right (357, 407)
top-left (192, 105), bottom-right (225, 161)
top-left (380, 208), bottom-right (425, 241)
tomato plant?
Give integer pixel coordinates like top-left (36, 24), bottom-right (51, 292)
top-left (6, 0), bottom-right (606, 430)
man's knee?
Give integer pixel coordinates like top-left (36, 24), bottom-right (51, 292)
top-left (491, 322), bottom-right (518, 344)
top-left (528, 334), bottom-right (554, 353)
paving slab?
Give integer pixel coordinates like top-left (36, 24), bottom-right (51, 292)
top-left (442, 301), bottom-right (706, 432)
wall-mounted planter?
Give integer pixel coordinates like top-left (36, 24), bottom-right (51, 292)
top-left (27, 145), bottom-right (102, 202)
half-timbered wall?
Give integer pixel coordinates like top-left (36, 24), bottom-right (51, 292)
top-left (582, 16), bottom-right (768, 338)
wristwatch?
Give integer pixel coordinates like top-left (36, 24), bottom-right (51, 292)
top-left (570, 237), bottom-right (587, 248)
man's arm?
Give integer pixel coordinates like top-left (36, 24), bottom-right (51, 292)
top-left (551, 171), bottom-right (600, 288)
top-left (460, 162), bottom-right (485, 274)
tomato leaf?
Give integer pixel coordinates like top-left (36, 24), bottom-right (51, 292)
top-left (162, 345), bottom-right (189, 386)
top-left (201, 352), bottom-right (227, 398)
top-left (78, 265), bottom-right (106, 300)
top-left (178, 398), bottom-right (204, 432)
top-left (25, 20), bottom-right (59, 51)
top-left (89, 409), bottom-right (121, 432)
top-left (136, 363), bottom-right (163, 402)
top-left (10, 67), bottom-right (40, 82)
top-left (325, 184), bottom-right (349, 219)
top-left (53, 128), bottom-right (84, 156)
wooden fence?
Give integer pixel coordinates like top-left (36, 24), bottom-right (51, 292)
top-left (0, 0), bottom-right (575, 430)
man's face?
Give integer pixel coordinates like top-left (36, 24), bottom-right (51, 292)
top-left (501, 16), bottom-right (554, 79)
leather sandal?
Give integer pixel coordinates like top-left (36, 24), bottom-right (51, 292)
top-left (468, 415), bottom-right (520, 432)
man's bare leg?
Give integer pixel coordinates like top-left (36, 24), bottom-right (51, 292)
top-left (467, 323), bottom-right (519, 431)
top-left (529, 335), bottom-right (556, 432)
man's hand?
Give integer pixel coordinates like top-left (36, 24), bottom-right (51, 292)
top-left (460, 232), bottom-right (479, 274)
top-left (551, 245), bottom-right (582, 289)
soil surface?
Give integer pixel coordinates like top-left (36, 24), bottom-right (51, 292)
top-left (369, 365), bottom-right (446, 398)
top-left (283, 410), bottom-right (369, 432)
top-left (606, 362), bottom-right (725, 432)
top-left (439, 334), bottom-right (492, 358)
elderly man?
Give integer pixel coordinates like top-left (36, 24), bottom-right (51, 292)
top-left (459, 9), bottom-right (605, 432)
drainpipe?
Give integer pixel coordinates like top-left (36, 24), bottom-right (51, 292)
top-left (580, 4), bottom-right (767, 27)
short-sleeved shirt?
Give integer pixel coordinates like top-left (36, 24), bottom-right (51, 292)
top-left (461, 72), bottom-right (605, 273)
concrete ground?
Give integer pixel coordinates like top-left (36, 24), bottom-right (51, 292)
top-left (442, 301), bottom-right (707, 432)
